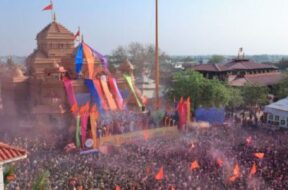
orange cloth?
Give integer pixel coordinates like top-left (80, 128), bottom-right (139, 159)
top-left (249, 162), bottom-right (257, 177)
top-left (100, 76), bottom-right (117, 111)
top-left (254, 153), bottom-right (264, 159)
top-left (155, 166), bottom-right (164, 180)
top-left (83, 43), bottom-right (95, 79)
top-left (190, 160), bottom-right (200, 170)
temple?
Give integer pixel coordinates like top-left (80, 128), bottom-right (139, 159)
top-left (189, 55), bottom-right (283, 87)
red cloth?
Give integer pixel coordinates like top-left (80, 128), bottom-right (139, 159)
top-left (42, 4), bottom-right (53, 11)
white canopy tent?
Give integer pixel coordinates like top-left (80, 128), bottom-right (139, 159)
top-left (264, 97), bottom-right (288, 128)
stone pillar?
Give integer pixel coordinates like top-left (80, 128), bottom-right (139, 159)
top-left (0, 164), bottom-right (4, 190)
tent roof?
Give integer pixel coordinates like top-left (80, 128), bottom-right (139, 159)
top-left (0, 142), bottom-right (27, 164)
top-left (265, 98), bottom-right (288, 112)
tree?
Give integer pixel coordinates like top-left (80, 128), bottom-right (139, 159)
top-left (241, 84), bottom-right (268, 107)
top-left (110, 42), bottom-right (171, 76)
top-left (166, 70), bottom-right (233, 110)
top-left (270, 73), bottom-right (288, 100)
top-left (208, 55), bottom-right (225, 64)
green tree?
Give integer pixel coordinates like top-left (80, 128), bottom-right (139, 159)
top-left (208, 55), bottom-right (225, 64)
top-left (241, 84), bottom-right (268, 107)
top-left (270, 73), bottom-right (288, 100)
top-left (110, 42), bottom-right (171, 76)
top-left (166, 70), bottom-right (232, 109)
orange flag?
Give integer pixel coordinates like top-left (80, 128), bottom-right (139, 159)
top-left (79, 102), bottom-right (90, 115)
top-left (229, 163), bottom-right (240, 182)
top-left (249, 162), bottom-right (257, 177)
top-left (70, 103), bottom-right (78, 113)
top-left (115, 185), bottom-right (121, 190)
top-left (254, 153), bottom-right (264, 159)
top-left (155, 166), bottom-right (164, 180)
top-left (143, 130), bottom-right (149, 141)
top-left (190, 160), bottom-right (200, 170)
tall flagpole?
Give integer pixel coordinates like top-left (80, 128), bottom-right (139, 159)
top-left (50, 0), bottom-right (54, 22)
top-left (155, 0), bottom-right (160, 110)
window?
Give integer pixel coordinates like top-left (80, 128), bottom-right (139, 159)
top-left (281, 120), bottom-right (285, 125)
top-left (268, 114), bottom-right (273, 120)
top-left (275, 115), bottom-right (280, 121)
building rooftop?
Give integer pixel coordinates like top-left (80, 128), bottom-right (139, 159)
top-left (192, 58), bottom-right (277, 72)
top-left (0, 142), bottom-right (27, 164)
top-left (36, 21), bottom-right (74, 40)
top-left (229, 72), bottom-right (283, 86)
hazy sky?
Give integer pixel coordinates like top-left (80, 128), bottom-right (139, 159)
top-left (1, 0), bottom-right (288, 56)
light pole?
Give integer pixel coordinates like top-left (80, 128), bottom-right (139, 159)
top-left (155, 0), bottom-right (160, 110)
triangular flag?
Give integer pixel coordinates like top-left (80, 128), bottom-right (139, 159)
top-left (42, 4), bottom-right (53, 11)
top-left (254, 153), bottom-right (264, 159)
top-left (229, 163), bottom-right (240, 182)
top-left (190, 160), bottom-right (200, 170)
top-left (115, 185), bottom-right (121, 190)
top-left (74, 28), bottom-right (80, 40)
top-left (249, 162), bottom-right (257, 177)
top-left (70, 103), bottom-right (78, 113)
top-left (155, 166), bottom-right (164, 180)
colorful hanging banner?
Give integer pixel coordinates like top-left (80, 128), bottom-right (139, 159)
top-left (90, 107), bottom-right (99, 149)
top-left (81, 113), bottom-right (89, 147)
top-left (85, 79), bottom-right (103, 114)
top-left (83, 43), bottom-right (95, 79)
top-left (93, 79), bottom-right (109, 111)
top-left (100, 76), bottom-right (117, 111)
top-left (108, 77), bottom-right (124, 110)
top-left (123, 74), bottom-right (143, 108)
top-left (88, 44), bottom-right (109, 69)
top-left (76, 115), bottom-right (81, 148)
top-left (75, 44), bottom-right (83, 74)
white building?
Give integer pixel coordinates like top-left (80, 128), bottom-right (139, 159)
top-left (264, 98), bottom-right (288, 128)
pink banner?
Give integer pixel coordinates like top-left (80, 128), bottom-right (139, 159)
top-left (81, 113), bottom-right (89, 147)
top-left (108, 77), bottom-right (124, 110)
top-left (63, 79), bottom-right (77, 106)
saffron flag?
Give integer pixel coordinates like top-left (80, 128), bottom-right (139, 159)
top-left (155, 166), bottom-right (164, 180)
top-left (229, 163), bottom-right (240, 182)
top-left (115, 185), bottom-right (121, 190)
top-left (190, 160), bottom-right (200, 170)
top-left (254, 153), bottom-right (264, 159)
top-left (249, 162), bottom-right (257, 177)
top-left (83, 43), bottom-right (95, 79)
top-left (42, 4), bottom-right (53, 11)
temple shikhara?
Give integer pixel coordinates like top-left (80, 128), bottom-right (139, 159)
top-left (1, 18), bottom-right (147, 129)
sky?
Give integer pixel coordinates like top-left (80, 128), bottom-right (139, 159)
top-left (1, 0), bottom-right (288, 56)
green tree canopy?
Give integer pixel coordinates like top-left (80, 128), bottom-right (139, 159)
top-left (241, 84), bottom-right (268, 107)
top-left (208, 55), bottom-right (225, 64)
top-left (166, 70), bottom-right (233, 109)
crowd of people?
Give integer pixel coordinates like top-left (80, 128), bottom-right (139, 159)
top-left (2, 123), bottom-right (288, 189)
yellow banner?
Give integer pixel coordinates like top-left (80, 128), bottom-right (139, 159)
top-left (99, 127), bottom-right (179, 146)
